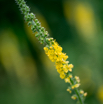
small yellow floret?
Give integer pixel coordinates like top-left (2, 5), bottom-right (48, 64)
top-left (60, 73), bottom-right (65, 79)
top-left (67, 88), bottom-right (72, 93)
top-left (75, 76), bottom-right (79, 80)
top-left (75, 76), bottom-right (80, 83)
top-left (68, 68), bottom-right (72, 72)
top-left (71, 95), bottom-right (77, 100)
top-left (68, 64), bottom-right (74, 68)
top-left (48, 39), bottom-right (50, 41)
top-left (44, 47), bottom-right (48, 51)
top-left (50, 46), bottom-right (52, 49)
top-left (63, 65), bottom-right (68, 73)
top-left (58, 46), bottom-right (62, 51)
top-left (71, 86), bottom-right (75, 89)
top-left (80, 90), bottom-right (84, 94)
top-left (69, 74), bottom-right (73, 78)
top-left (65, 77), bottom-right (70, 83)
top-left (74, 84), bottom-right (80, 88)
top-left (84, 92), bottom-right (87, 96)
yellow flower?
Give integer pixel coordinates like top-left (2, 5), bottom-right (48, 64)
top-left (84, 92), bottom-right (87, 96)
top-left (65, 77), bottom-right (70, 83)
top-left (67, 88), bottom-right (72, 93)
top-left (69, 74), bottom-right (73, 78)
top-left (75, 76), bottom-right (80, 83)
top-left (68, 64), bottom-right (74, 68)
top-left (80, 90), bottom-right (84, 94)
top-left (60, 73), bottom-right (65, 79)
top-left (63, 65), bottom-right (68, 73)
top-left (71, 86), bottom-right (75, 89)
top-left (68, 68), bottom-right (72, 72)
top-left (71, 84), bottom-right (80, 89)
top-left (43, 41), bottom-right (83, 97)
top-left (74, 84), bottom-right (80, 88)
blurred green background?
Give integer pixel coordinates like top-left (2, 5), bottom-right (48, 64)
top-left (0, 0), bottom-right (103, 104)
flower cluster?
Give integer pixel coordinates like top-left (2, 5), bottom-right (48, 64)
top-left (44, 40), bottom-right (87, 102)
top-left (15, 0), bottom-right (87, 104)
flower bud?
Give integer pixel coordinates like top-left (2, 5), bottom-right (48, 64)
top-left (67, 88), bottom-right (72, 93)
top-left (80, 90), bottom-right (84, 94)
top-left (27, 21), bottom-right (32, 26)
top-left (37, 26), bottom-right (41, 31)
top-left (24, 14), bottom-right (30, 21)
top-left (71, 95), bottom-right (77, 100)
top-left (84, 92), bottom-right (87, 96)
top-left (35, 19), bottom-right (38, 23)
top-left (44, 31), bottom-right (48, 37)
top-left (39, 31), bottom-right (43, 36)
top-left (25, 6), bottom-right (30, 13)
top-left (41, 27), bottom-right (45, 32)
top-left (30, 13), bottom-right (35, 20)
top-left (35, 33), bottom-right (39, 37)
top-left (31, 25), bottom-right (36, 32)
top-left (40, 37), bottom-right (44, 41)
top-left (69, 74), bottom-right (72, 78)
top-left (36, 21), bottom-right (41, 26)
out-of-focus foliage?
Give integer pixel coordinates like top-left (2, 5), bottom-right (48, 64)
top-left (0, 0), bottom-right (103, 104)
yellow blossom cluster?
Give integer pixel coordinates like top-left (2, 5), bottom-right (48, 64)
top-left (43, 40), bottom-right (87, 101)
top-left (44, 41), bottom-right (80, 89)
top-left (44, 41), bottom-right (73, 79)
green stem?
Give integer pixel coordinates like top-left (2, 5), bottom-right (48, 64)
top-left (75, 89), bottom-right (84, 104)
top-left (70, 78), bottom-right (84, 104)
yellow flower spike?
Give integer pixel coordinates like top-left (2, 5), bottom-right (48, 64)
top-left (67, 88), bottom-right (72, 93)
top-left (16, 0), bottom-right (87, 103)
top-left (84, 92), bottom-right (87, 96)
